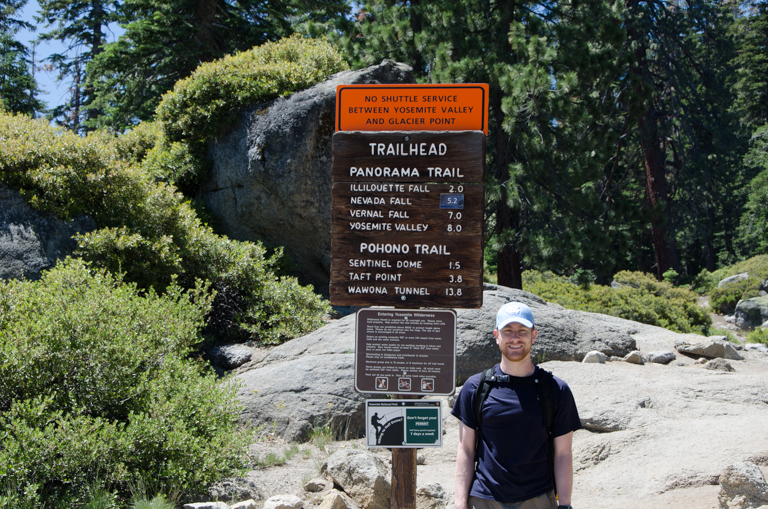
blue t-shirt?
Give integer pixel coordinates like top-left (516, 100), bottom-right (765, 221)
top-left (451, 365), bottom-right (581, 503)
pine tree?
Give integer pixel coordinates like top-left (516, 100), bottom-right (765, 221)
top-left (87, 0), bottom-right (351, 131)
top-left (37, 0), bottom-right (116, 131)
top-left (0, 0), bottom-right (45, 115)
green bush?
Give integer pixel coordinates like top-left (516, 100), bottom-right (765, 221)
top-left (522, 270), bottom-right (711, 334)
top-left (0, 112), bottom-right (330, 343)
top-left (747, 327), bottom-right (768, 344)
top-left (691, 254), bottom-right (768, 295)
top-left (708, 275), bottom-right (762, 314)
top-left (156, 34), bottom-right (348, 143)
top-left (0, 259), bottom-right (251, 508)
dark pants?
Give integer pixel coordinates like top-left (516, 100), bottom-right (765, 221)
top-left (469, 491), bottom-right (557, 509)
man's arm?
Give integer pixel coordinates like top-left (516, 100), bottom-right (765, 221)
top-left (455, 421), bottom-right (476, 509)
top-left (553, 431), bottom-right (574, 506)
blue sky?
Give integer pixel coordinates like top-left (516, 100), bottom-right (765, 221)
top-left (17, 0), bottom-right (123, 112)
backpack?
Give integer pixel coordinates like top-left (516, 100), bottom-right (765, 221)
top-left (472, 366), bottom-right (557, 494)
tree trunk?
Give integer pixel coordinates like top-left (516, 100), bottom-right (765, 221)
top-left (493, 0), bottom-right (522, 290)
top-left (638, 108), bottom-right (673, 280)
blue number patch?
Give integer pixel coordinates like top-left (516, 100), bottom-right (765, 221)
top-left (440, 193), bottom-right (464, 209)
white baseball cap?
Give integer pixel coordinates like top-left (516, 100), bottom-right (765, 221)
top-left (496, 302), bottom-right (535, 330)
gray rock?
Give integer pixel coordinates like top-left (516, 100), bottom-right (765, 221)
top-left (415, 483), bottom-right (448, 509)
top-left (735, 297), bottom-right (768, 330)
top-left (263, 495), bottom-right (304, 509)
top-left (623, 351), bottom-right (645, 365)
top-left (318, 490), bottom-right (357, 509)
top-left (203, 60), bottom-right (414, 292)
top-left (207, 344), bottom-right (253, 370)
top-left (705, 358), bottom-right (735, 372)
top-left (0, 186), bottom-right (95, 281)
top-left (230, 501), bottom-right (258, 509)
top-left (304, 478), bottom-right (332, 493)
top-left (744, 343), bottom-right (768, 353)
top-left (235, 353), bottom-right (365, 442)
top-left (582, 351), bottom-right (607, 364)
top-left (718, 462), bottom-right (768, 509)
top-left (322, 450), bottom-right (390, 509)
top-left (233, 286), bottom-right (640, 439)
top-left (675, 336), bottom-right (744, 361)
top-left (647, 351), bottom-right (677, 364)
top-left (209, 477), bottom-right (262, 502)
top-left (719, 273), bottom-right (751, 288)
top-left (183, 503), bottom-right (229, 509)
top-left (761, 279), bottom-right (768, 294)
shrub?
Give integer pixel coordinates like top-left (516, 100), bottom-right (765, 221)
top-left (522, 270), bottom-right (711, 334)
top-left (0, 259), bottom-right (251, 507)
top-left (747, 328), bottom-right (768, 344)
top-left (691, 255), bottom-right (768, 295)
top-left (156, 34), bottom-right (348, 143)
top-left (709, 275), bottom-right (762, 314)
top-left (0, 112), bottom-right (330, 343)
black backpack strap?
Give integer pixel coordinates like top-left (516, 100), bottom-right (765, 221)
top-left (472, 367), bottom-right (494, 455)
top-left (535, 368), bottom-right (557, 494)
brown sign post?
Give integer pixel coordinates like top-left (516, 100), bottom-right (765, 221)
top-left (331, 84), bottom-right (488, 509)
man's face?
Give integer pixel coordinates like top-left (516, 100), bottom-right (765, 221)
top-left (494, 322), bottom-right (537, 363)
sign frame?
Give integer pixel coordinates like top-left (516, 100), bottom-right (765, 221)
top-left (336, 84), bottom-right (490, 134)
top-left (355, 308), bottom-right (457, 396)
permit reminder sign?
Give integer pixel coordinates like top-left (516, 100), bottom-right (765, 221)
top-left (336, 84), bottom-right (489, 134)
top-left (366, 400), bottom-right (442, 448)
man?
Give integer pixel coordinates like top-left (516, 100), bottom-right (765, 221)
top-left (452, 302), bottom-right (581, 509)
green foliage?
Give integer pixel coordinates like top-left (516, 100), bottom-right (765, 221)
top-left (522, 270), bottom-right (711, 334)
top-left (0, 30), bottom-right (45, 116)
top-left (709, 276), bottom-right (762, 315)
top-left (0, 259), bottom-right (251, 507)
top-left (738, 126), bottom-right (768, 255)
top-left (693, 255), bottom-right (768, 295)
top-left (156, 34), bottom-right (348, 143)
top-left (0, 111), bottom-right (330, 344)
top-left (706, 327), bottom-right (739, 343)
top-left (747, 328), bottom-right (768, 344)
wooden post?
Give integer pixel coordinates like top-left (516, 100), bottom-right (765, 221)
top-left (391, 393), bottom-right (419, 509)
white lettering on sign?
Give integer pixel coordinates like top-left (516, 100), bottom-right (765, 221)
top-left (349, 209), bottom-right (384, 218)
top-left (360, 243), bottom-right (410, 254)
top-left (348, 286), bottom-right (388, 294)
top-left (408, 185), bottom-right (429, 192)
top-left (394, 287), bottom-right (431, 295)
top-left (397, 260), bottom-right (423, 268)
top-left (350, 222), bottom-right (392, 231)
top-left (349, 272), bottom-right (371, 280)
top-left (350, 167), bottom-right (420, 178)
top-left (389, 197), bottom-right (412, 205)
top-left (388, 210), bottom-right (409, 218)
top-left (367, 142), bottom-right (448, 156)
top-left (351, 196), bottom-right (386, 205)
top-left (427, 167), bottom-right (464, 178)
top-left (394, 224), bottom-right (428, 232)
top-left (375, 273), bottom-right (402, 281)
top-left (414, 245), bottom-right (451, 255)
top-left (351, 184), bottom-right (406, 192)
top-left (349, 259), bottom-right (393, 268)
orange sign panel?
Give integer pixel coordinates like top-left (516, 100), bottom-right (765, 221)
top-left (336, 84), bottom-right (489, 135)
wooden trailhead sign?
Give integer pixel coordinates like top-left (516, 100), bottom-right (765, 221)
top-left (330, 130), bottom-right (485, 308)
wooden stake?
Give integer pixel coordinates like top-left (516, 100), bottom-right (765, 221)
top-left (391, 394), bottom-right (418, 509)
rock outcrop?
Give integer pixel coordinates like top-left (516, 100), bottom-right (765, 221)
top-left (233, 285), bottom-right (639, 440)
top-left (202, 61), bottom-right (415, 292)
top-left (0, 186), bottom-right (95, 281)
top-left (735, 296), bottom-right (768, 330)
